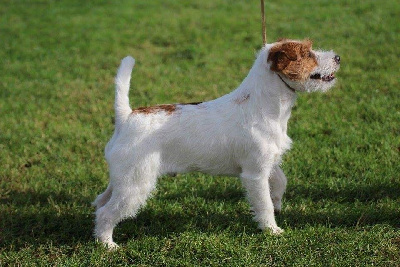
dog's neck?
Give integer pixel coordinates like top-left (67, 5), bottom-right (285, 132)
top-left (236, 48), bottom-right (297, 105)
top-left (224, 48), bottom-right (297, 134)
top-left (277, 74), bottom-right (297, 93)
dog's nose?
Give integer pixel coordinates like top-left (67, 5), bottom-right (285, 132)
top-left (334, 55), bottom-right (340, 64)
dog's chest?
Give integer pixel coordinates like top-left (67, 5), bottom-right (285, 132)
top-left (248, 100), bottom-right (294, 164)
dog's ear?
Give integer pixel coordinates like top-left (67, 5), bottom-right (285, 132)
top-left (267, 42), bottom-right (299, 72)
top-left (267, 39), bottom-right (317, 81)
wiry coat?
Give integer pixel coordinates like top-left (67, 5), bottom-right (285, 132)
top-left (93, 39), bottom-right (340, 249)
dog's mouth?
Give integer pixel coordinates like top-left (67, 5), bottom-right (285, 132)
top-left (310, 73), bottom-right (335, 82)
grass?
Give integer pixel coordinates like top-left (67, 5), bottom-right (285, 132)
top-left (1, 0), bottom-right (399, 265)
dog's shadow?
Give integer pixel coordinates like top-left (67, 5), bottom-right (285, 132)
top-left (2, 177), bottom-right (399, 249)
top-left (280, 179), bottom-right (400, 228)
top-left (114, 176), bottom-right (400, 244)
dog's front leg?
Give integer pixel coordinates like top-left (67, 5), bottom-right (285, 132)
top-left (241, 171), bottom-right (284, 234)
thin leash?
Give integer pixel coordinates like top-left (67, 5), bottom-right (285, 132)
top-left (260, 0), bottom-right (267, 46)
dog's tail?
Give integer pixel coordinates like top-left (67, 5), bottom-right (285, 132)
top-left (114, 56), bottom-right (135, 127)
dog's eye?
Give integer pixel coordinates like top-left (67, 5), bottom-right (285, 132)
top-left (308, 51), bottom-right (312, 57)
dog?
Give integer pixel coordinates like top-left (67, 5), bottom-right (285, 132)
top-left (93, 39), bottom-right (340, 249)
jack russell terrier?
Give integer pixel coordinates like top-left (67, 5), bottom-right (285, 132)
top-left (93, 39), bottom-right (340, 249)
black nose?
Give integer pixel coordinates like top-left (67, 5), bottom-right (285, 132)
top-left (334, 55), bottom-right (340, 64)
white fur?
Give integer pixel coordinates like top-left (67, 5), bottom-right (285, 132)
top-left (93, 43), bottom-right (340, 249)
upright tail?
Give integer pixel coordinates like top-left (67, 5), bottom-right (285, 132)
top-left (114, 56), bottom-right (135, 127)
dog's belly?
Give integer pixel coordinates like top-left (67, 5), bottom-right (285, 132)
top-left (160, 142), bottom-right (242, 176)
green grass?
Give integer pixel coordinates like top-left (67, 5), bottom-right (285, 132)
top-left (1, 0), bottom-right (399, 265)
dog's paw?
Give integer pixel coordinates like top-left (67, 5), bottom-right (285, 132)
top-left (259, 223), bottom-right (284, 235)
top-left (269, 226), bottom-right (284, 235)
top-left (105, 241), bottom-right (120, 251)
top-left (96, 238), bottom-right (120, 251)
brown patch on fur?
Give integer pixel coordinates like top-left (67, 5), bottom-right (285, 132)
top-left (179, 102), bottom-right (203, 106)
top-left (132, 101), bottom-right (204, 115)
top-left (132, 104), bottom-right (177, 115)
top-left (267, 39), bottom-right (317, 81)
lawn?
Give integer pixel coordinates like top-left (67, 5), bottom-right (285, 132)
top-left (1, 0), bottom-right (399, 265)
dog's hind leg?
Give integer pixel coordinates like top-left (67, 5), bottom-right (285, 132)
top-left (241, 169), bottom-right (283, 235)
top-left (270, 166), bottom-right (287, 213)
top-left (94, 166), bottom-right (159, 249)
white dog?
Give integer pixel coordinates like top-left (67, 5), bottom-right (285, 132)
top-left (93, 39), bottom-right (340, 249)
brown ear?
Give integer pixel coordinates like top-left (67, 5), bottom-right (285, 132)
top-left (267, 39), bottom-right (317, 81)
top-left (267, 43), bottom-right (299, 72)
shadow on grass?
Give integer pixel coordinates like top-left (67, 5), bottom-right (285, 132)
top-left (115, 205), bottom-right (257, 243)
top-left (280, 205), bottom-right (399, 230)
top-left (286, 179), bottom-right (400, 203)
top-left (280, 179), bottom-right (400, 229)
top-left (2, 178), bottom-right (399, 249)
top-left (114, 179), bottom-right (400, 244)
top-left (0, 190), bottom-right (94, 250)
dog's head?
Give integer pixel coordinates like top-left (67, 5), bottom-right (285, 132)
top-left (267, 39), bottom-right (340, 92)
